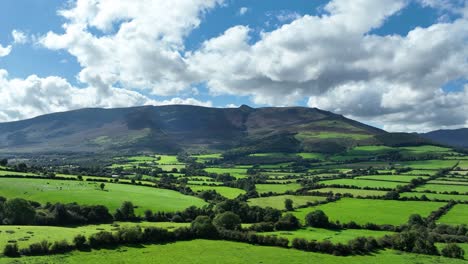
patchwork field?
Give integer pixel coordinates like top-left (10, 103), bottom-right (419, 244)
top-left (311, 188), bottom-right (388, 197)
top-left (319, 179), bottom-right (405, 189)
top-left (188, 185), bottom-right (246, 199)
top-left (293, 198), bottom-right (446, 225)
top-left (204, 167), bottom-right (249, 178)
top-left (260, 227), bottom-right (394, 244)
top-left (438, 204), bottom-right (468, 226)
top-left (400, 192), bottom-right (468, 202)
top-left (247, 195), bottom-right (327, 210)
top-left (0, 178), bottom-right (206, 214)
top-left (414, 184), bottom-right (468, 194)
top-left (0, 240), bottom-right (464, 264)
top-left (255, 183), bottom-right (302, 194)
top-left (354, 175), bottom-right (429, 183)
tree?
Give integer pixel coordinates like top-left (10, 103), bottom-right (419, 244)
top-left (73, 235), bottom-right (87, 249)
top-left (114, 201), bottom-right (135, 221)
top-left (408, 214), bottom-right (425, 227)
top-left (441, 243), bottom-right (465, 259)
top-left (100, 183), bottom-right (105, 191)
top-left (284, 199), bottom-right (294, 211)
top-left (275, 213), bottom-right (300, 231)
top-left (3, 243), bottom-right (19, 257)
top-left (3, 198), bottom-right (36, 225)
top-left (213, 211), bottom-right (242, 230)
top-left (191, 216), bottom-right (218, 238)
top-left (305, 210), bottom-right (329, 228)
top-left (0, 159), bottom-right (8, 167)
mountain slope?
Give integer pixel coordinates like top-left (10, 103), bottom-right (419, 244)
top-left (0, 105), bottom-right (429, 154)
top-left (421, 128), bottom-right (468, 148)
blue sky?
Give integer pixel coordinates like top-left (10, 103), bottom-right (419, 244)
top-left (0, 0), bottom-right (467, 132)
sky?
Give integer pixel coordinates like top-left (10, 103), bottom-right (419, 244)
top-left (0, 0), bottom-right (467, 132)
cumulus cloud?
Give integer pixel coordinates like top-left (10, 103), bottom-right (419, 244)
top-left (11, 30), bottom-right (28, 44)
top-left (186, 0), bottom-right (468, 131)
top-left (0, 69), bottom-right (211, 122)
top-left (40, 0), bottom-right (223, 96)
top-left (0, 44), bottom-right (12, 57)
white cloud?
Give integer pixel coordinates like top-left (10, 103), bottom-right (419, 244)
top-left (40, 0), bottom-right (223, 96)
top-left (11, 30), bottom-right (28, 44)
top-left (239, 7), bottom-right (249, 16)
top-left (0, 69), bottom-right (211, 122)
top-left (0, 44), bottom-right (12, 57)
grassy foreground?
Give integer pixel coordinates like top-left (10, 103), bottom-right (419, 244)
top-left (0, 240), bottom-right (464, 264)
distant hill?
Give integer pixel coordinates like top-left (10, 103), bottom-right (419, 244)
top-left (421, 128), bottom-right (468, 148)
top-left (0, 105), bottom-right (432, 154)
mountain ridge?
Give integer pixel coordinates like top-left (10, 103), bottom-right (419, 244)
top-left (0, 105), bottom-right (431, 154)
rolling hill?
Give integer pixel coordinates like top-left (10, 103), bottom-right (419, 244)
top-left (0, 105), bottom-right (431, 154)
top-left (421, 128), bottom-right (468, 148)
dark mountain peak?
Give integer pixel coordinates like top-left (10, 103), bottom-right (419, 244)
top-left (421, 128), bottom-right (468, 148)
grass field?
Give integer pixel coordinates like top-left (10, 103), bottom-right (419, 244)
top-left (0, 222), bottom-right (190, 250)
top-left (402, 170), bottom-right (439, 176)
top-left (296, 131), bottom-right (372, 140)
top-left (396, 160), bottom-right (458, 169)
top-left (255, 183), bottom-right (302, 194)
top-left (293, 198), bottom-right (446, 225)
top-left (400, 192), bottom-right (468, 202)
top-left (188, 185), bottom-right (246, 199)
top-left (0, 170), bottom-right (38, 176)
top-left (438, 204), bottom-right (468, 226)
top-left (354, 175), bottom-right (429, 183)
top-left (261, 227), bottom-right (394, 244)
top-left (319, 179), bottom-right (404, 189)
top-left (204, 167), bottom-right (249, 178)
top-left (311, 188), bottom-right (388, 197)
top-left (192, 153), bottom-right (222, 163)
top-left (0, 178), bottom-right (206, 214)
top-left (414, 184), bottom-right (468, 194)
top-left (1, 240), bottom-right (464, 264)
top-left (247, 195), bottom-right (326, 210)
top-left (427, 180), bottom-right (468, 185)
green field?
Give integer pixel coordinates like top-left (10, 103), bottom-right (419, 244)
top-left (261, 227), bottom-right (394, 244)
top-left (438, 204), bottom-right (468, 226)
top-left (296, 131), bottom-right (372, 140)
top-left (311, 188), bottom-right (388, 197)
top-left (188, 185), bottom-right (246, 199)
top-left (0, 178), bottom-right (206, 214)
top-left (248, 195), bottom-right (326, 210)
top-left (205, 167), bottom-right (249, 178)
top-left (428, 180), bottom-right (468, 185)
top-left (400, 192), bottom-right (468, 202)
top-left (0, 222), bottom-right (190, 250)
top-left (192, 153), bottom-right (222, 163)
top-left (255, 183), bottom-right (302, 194)
top-left (1, 240), bottom-right (464, 264)
top-left (293, 198), bottom-right (446, 225)
top-left (0, 170), bottom-right (38, 176)
top-left (402, 170), bottom-right (439, 176)
top-left (319, 179), bottom-right (405, 189)
top-left (414, 184), bottom-right (468, 194)
top-left (354, 175), bottom-right (429, 183)
top-left (397, 160), bottom-right (458, 169)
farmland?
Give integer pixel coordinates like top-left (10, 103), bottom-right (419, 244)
top-left (248, 195), bottom-right (327, 210)
top-left (293, 198), bottom-right (446, 225)
top-left (438, 204), bottom-right (468, 226)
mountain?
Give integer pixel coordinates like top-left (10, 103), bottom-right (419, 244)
top-left (421, 128), bottom-right (468, 148)
top-left (0, 105), bottom-right (431, 154)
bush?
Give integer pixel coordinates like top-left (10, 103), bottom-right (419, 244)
top-left (73, 234), bottom-right (87, 249)
top-left (305, 210), bottom-right (329, 228)
top-left (191, 216), bottom-right (218, 238)
top-left (274, 214), bottom-right (300, 231)
top-left (213, 211), bottom-right (242, 231)
top-left (116, 226), bottom-right (143, 244)
top-left (3, 243), bottom-right (20, 257)
top-left (21, 240), bottom-right (50, 256)
top-left (441, 243), bottom-right (465, 259)
top-left (88, 231), bottom-right (117, 248)
top-left (248, 222), bottom-right (275, 232)
top-left (50, 240), bottom-right (72, 254)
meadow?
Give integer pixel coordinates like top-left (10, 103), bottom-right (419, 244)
top-left (437, 204), bottom-right (468, 226)
top-left (255, 183), bottom-right (302, 194)
top-left (319, 179), bottom-right (405, 189)
top-left (293, 198), bottom-right (446, 225)
top-left (414, 184), bottom-right (468, 194)
top-left (247, 195), bottom-right (327, 210)
top-left (354, 175), bottom-right (429, 183)
top-left (0, 240), bottom-right (464, 264)
top-left (188, 185), bottom-right (246, 199)
top-left (0, 178), bottom-right (206, 214)
top-left (204, 167), bottom-right (249, 178)
top-left (311, 188), bottom-right (388, 197)
top-left (400, 192), bottom-right (468, 202)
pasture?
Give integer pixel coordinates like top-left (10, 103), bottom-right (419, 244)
top-left (247, 195), bottom-right (326, 210)
top-left (438, 204), bottom-right (468, 226)
top-left (188, 185), bottom-right (246, 199)
top-left (354, 175), bottom-right (429, 183)
top-left (1, 240), bottom-right (465, 264)
top-left (311, 188), bottom-right (388, 197)
top-left (0, 178), bottom-right (206, 214)
top-left (400, 192), bottom-right (468, 202)
top-left (319, 179), bottom-right (404, 189)
top-left (293, 198), bottom-right (446, 226)
top-left (255, 183), bottom-right (302, 194)
top-left (414, 184), bottom-right (468, 194)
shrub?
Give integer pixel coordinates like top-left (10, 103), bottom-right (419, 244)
top-left (73, 234), bottom-right (87, 249)
top-left (213, 211), bottom-right (242, 231)
top-left (50, 240), bottom-right (72, 254)
top-left (441, 243), bottom-right (465, 259)
top-left (191, 216), bottom-right (218, 238)
top-left (3, 243), bottom-right (20, 257)
top-left (305, 210), bottom-right (329, 228)
top-left (274, 214), bottom-right (300, 231)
